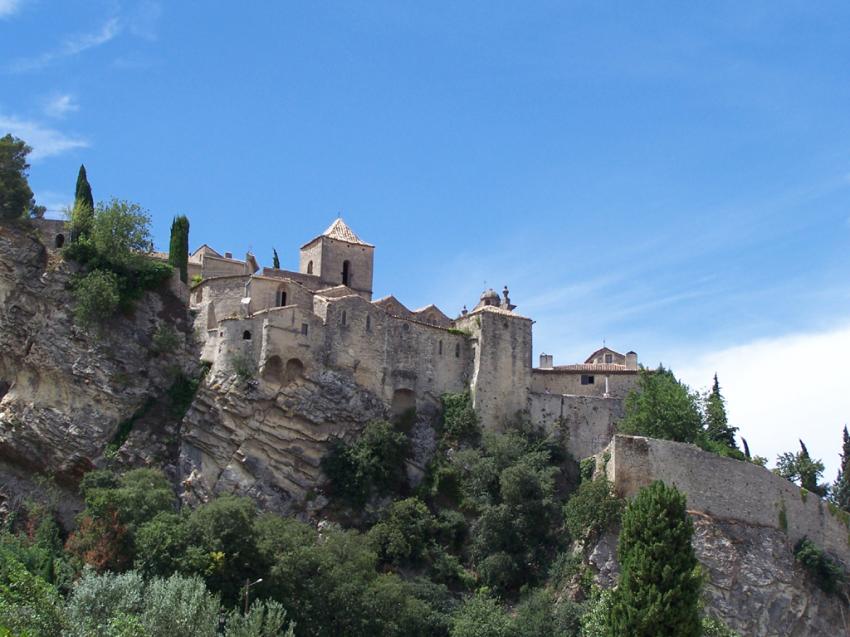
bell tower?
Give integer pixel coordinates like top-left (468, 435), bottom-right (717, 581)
top-left (299, 218), bottom-right (375, 300)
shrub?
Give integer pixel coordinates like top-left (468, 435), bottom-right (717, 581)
top-left (72, 269), bottom-right (121, 327)
top-left (369, 497), bottom-right (436, 566)
top-left (225, 599), bottom-right (295, 637)
top-left (66, 569), bottom-right (145, 636)
top-left (794, 537), bottom-right (846, 594)
top-left (702, 616), bottom-right (741, 636)
top-left (152, 325), bottom-right (181, 354)
top-left (579, 587), bottom-right (613, 637)
top-left (0, 547), bottom-right (68, 636)
top-left (321, 420), bottom-right (410, 506)
top-left (140, 574), bottom-right (219, 637)
top-left (440, 392), bottom-right (481, 444)
top-left (450, 591), bottom-right (514, 637)
top-left (618, 367), bottom-right (703, 444)
top-left (562, 478), bottom-right (623, 543)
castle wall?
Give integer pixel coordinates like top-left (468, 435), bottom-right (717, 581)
top-left (458, 309), bottom-right (533, 430)
top-left (606, 435), bottom-right (850, 563)
top-left (246, 276), bottom-right (314, 315)
top-left (529, 392), bottom-right (625, 459)
top-left (531, 370), bottom-right (638, 398)
top-left (190, 276), bottom-right (250, 361)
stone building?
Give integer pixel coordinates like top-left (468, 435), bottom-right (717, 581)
top-left (191, 219), bottom-right (641, 454)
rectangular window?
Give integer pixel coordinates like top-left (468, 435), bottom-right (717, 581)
top-left (605, 353), bottom-right (613, 364)
top-left (301, 323), bottom-right (309, 336)
top-left (581, 375), bottom-right (595, 385)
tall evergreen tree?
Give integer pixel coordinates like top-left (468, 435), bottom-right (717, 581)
top-left (832, 426), bottom-right (850, 512)
top-left (272, 248), bottom-right (280, 269)
top-left (74, 164), bottom-right (94, 210)
top-left (705, 374), bottom-right (738, 449)
top-left (775, 439), bottom-right (827, 497)
top-left (608, 481), bottom-right (702, 637)
top-left (168, 215), bottom-right (190, 283)
top-left (0, 134), bottom-right (37, 220)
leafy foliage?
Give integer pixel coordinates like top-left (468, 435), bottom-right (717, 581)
top-left (72, 268), bottom-right (121, 327)
top-left (562, 477), bottom-right (623, 543)
top-left (439, 392), bottom-right (481, 444)
top-left (0, 546), bottom-right (68, 636)
top-left (450, 591), bottom-right (514, 637)
top-left (0, 134), bottom-right (39, 220)
top-left (618, 367), bottom-right (703, 444)
top-left (775, 440), bottom-right (828, 497)
top-left (608, 481), bottom-right (702, 637)
top-left (794, 537), bottom-right (846, 594)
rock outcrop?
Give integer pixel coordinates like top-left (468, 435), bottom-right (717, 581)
top-left (0, 224), bottom-right (196, 495)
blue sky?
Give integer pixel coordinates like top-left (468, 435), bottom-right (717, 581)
top-left (2, 1), bottom-right (849, 475)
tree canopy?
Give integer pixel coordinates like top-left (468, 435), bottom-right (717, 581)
top-left (0, 134), bottom-right (37, 220)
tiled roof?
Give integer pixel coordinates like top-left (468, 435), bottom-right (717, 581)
top-left (323, 218), bottom-right (374, 246)
top-left (538, 364), bottom-right (637, 373)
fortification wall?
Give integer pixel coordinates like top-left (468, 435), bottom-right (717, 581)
top-left (531, 370), bottom-right (638, 398)
top-left (530, 393), bottom-right (625, 459)
top-left (605, 435), bottom-right (850, 563)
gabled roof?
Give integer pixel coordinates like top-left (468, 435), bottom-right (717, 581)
top-left (190, 244), bottom-right (222, 259)
top-left (584, 347), bottom-right (624, 364)
top-left (373, 295), bottom-right (413, 318)
top-left (413, 304), bottom-right (452, 327)
top-left (301, 218), bottom-right (374, 249)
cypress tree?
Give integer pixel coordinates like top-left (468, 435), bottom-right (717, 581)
top-left (705, 374), bottom-right (738, 449)
top-left (608, 481), bottom-right (702, 637)
top-left (168, 215), bottom-right (190, 283)
top-left (273, 248), bottom-right (280, 269)
top-left (833, 426), bottom-right (850, 512)
top-left (74, 164), bottom-right (94, 211)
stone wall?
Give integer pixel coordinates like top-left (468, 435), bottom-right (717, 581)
top-left (531, 369), bottom-right (638, 398)
top-left (529, 393), bottom-right (625, 459)
top-left (605, 435), bottom-right (850, 563)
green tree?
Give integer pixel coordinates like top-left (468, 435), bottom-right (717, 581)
top-left (75, 164), bottom-right (94, 210)
top-left (0, 547), bottom-right (68, 636)
top-left (368, 497), bottom-right (436, 566)
top-left (72, 269), bottom-right (121, 327)
top-left (608, 481), bottom-right (702, 637)
top-left (0, 134), bottom-right (37, 220)
top-left (225, 599), bottom-right (295, 637)
top-left (272, 248), bottom-right (280, 269)
top-left (90, 199), bottom-right (153, 267)
top-left (775, 440), bottom-right (827, 497)
top-left (562, 478), bottom-right (623, 543)
top-left (704, 374), bottom-right (737, 449)
top-left (831, 426), bottom-right (850, 512)
top-left (450, 591), bottom-right (514, 637)
top-left (618, 367), bottom-right (703, 444)
top-left (168, 215), bottom-right (190, 283)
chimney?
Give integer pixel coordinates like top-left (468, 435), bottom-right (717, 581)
top-left (626, 351), bottom-right (638, 370)
top-left (225, 252), bottom-right (233, 259)
top-left (539, 353), bottom-right (554, 369)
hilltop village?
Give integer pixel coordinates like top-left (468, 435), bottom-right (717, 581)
top-left (185, 218), bottom-right (639, 457)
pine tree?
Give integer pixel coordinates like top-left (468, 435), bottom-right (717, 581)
top-left (832, 426), bottom-right (850, 512)
top-left (608, 481), bottom-right (702, 637)
top-left (74, 164), bottom-right (94, 211)
top-left (168, 215), bottom-right (190, 283)
top-left (0, 134), bottom-right (37, 220)
top-left (705, 374), bottom-right (738, 449)
top-left (272, 248), bottom-right (280, 269)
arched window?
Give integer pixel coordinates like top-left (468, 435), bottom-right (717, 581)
top-left (242, 330), bottom-right (252, 340)
top-left (307, 261), bottom-right (314, 274)
top-left (341, 310), bottom-right (347, 326)
top-left (455, 343), bottom-right (460, 358)
top-left (55, 234), bottom-right (65, 248)
top-left (342, 260), bottom-right (351, 286)
top-left (277, 289), bottom-right (287, 307)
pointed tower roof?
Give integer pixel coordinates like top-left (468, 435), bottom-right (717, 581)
top-left (301, 218), bottom-right (374, 248)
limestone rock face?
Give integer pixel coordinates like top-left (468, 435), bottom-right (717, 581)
top-left (693, 515), bottom-right (849, 637)
top-left (179, 367), bottom-right (387, 514)
top-left (0, 225), bottom-right (195, 489)
top-left (588, 513), bottom-right (850, 637)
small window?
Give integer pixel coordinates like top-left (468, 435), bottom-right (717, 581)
top-left (342, 260), bottom-right (351, 286)
top-left (581, 375), bottom-right (595, 385)
top-left (605, 353), bottom-right (613, 364)
top-left (301, 323), bottom-right (309, 336)
top-left (307, 261), bottom-right (313, 274)
top-left (438, 340), bottom-right (443, 355)
top-left (55, 234), bottom-right (65, 248)
top-left (277, 290), bottom-right (287, 307)
top-left (455, 343), bottom-right (460, 358)
top-left (366, 315), bottom-right (371, 331)
top-left (341, 310), bottom-right (347, 326)
top-left (402, 323), bottom-right (410, 332)
top-left (242, 330), bottom-right (252, 340)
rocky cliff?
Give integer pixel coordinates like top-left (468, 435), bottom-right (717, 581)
top-left (0, 223), bottom-right (196, 521)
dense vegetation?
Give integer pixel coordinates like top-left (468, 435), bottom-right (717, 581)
top-left (0, 134), bottom-right (44, 220)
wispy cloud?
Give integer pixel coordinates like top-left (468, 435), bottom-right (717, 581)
top-left (0, 114), bottom-right (88, 160)
top-left (675, 323), bottom-right (850, 481)
top-left (0, 0), bottom-right (22, 19)
top-left (43, 93), bottom-right (79, 118)
top-left (8, 17), bottom-right (122, 72)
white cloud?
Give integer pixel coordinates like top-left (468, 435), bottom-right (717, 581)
top-left (9, 18), bottom-right (121, 72)
top-left (0, 0), bottom-right (21, 19)
top-left (675, 324), bottom-right (850, 483)
top-left (43, 93), bottom-right (79, 118)
top-left (0, 114), bottom-right (88, 160)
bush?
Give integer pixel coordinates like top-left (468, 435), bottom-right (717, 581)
top-left (450, 591), bottom-right (514, 637)
top-left (440, 392), bottom-right (481, 444)
top-left (140, 574), bottom-right (219, 637)
top-left (369, 497), bottom-right (436, 566)
top-left (321, 420), bottom-right (410, 506)
top-left (152, 325), bottom-right (181, 354)
top-left (225, 599), bottom-right (295, 637)
top-left (794, 537), bottom-right (846, 594)
top-left (562, 478), bottom-right (623, 543)
top-left (702, 616), bottom-right (740, 636)
top-left (0, 547), bottom-right (68, 636)
top-left (66, 569), bottom-right (145, 636)
top-left (72, 269), bottom-right (121, 327)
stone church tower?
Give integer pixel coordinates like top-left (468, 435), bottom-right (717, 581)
top-left (298, 219), bottom-right (375, 300)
